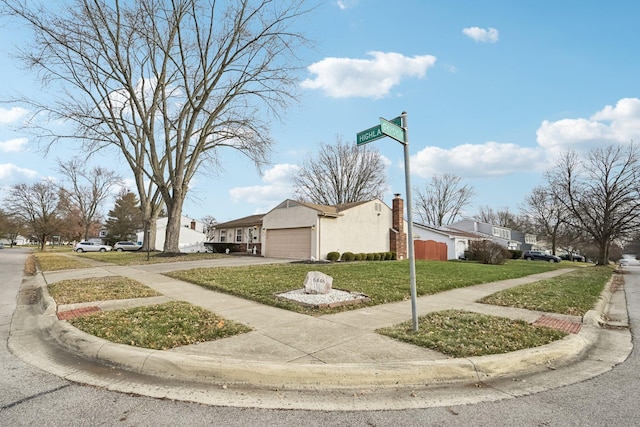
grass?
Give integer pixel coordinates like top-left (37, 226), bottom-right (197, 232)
top-left (34, 252), bottom-right (93, 271)
top-left (76, 250), bottom-right (230, 265)
top-left (167, 259), bottom-right (566, 314)
top-left (68, 301), bottom-right (252, 350)
top-left (479, 266), bottom-right (613, 316)
top-left (48, 276), bottom-right (162, 305)
top-left (377, 309), bottom-right (567, 357)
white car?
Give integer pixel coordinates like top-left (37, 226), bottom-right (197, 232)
top-left (73, 241), bottom-right (112, 253)
top-left (113, 241), bottom-right (142, 252)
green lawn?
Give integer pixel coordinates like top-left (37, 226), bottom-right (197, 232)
top-left (167, 259), bottom-right (567, 314)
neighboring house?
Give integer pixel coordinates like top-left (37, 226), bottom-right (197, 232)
top-left (412, 223), bottom-right (480, 260)
top-left (210, 214), bottom-right (265, 254)
top-left (0, 235), bottom-right (29, 246)
top-left (447, 219), bottom-right (521, 251)
top-left (137, 216), bottom-right (206, 251)
top-left (260, 194), bottom-right (408, 261)
top-left (510, 230), bottom-right (538, 252)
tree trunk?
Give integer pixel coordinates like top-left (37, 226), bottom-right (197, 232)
top-left (597, 239), bottom-right (610, 265)
top-left (163, 196), bottom-right (185, 254)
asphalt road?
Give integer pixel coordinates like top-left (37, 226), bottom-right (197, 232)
top-left (1, 248), bottom-right (639, 426)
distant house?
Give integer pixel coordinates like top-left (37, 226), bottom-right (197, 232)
top-left (412, 223), bottom-right (480, 260)
top-left (260, 195), bottom-right (408, 260)
top-left (210, 214), bottom-right (265, 254)
top-left (447, 219), bottom-right (521, 251)
top-left (137, 216), bottom-right (206, 251)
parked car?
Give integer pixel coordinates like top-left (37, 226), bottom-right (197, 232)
top-left (523, 250), bottom-right (561, 263)
top-left (559, 253), bottom-right (585, 262)
top-left (73, 241), bottom-right (112, 253)
top-left (113, 241), bottom-right (142, 252)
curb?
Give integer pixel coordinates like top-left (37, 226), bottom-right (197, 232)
top-left (34, 271), bottom-right (609, 391)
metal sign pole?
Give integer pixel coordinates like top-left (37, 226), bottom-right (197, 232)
top-left (401, 112), bottom-right (419, 331)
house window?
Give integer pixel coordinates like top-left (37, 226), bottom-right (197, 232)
top-left (236, 228), bottom-right (243, 243)
top-left (220, 230), bottom-right (226, 242)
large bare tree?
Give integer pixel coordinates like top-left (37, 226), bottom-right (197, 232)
top-left (57, 158), bottom-right (122, 241)
top-left (294, 137), bottom-right (388, 205)
top-left (6, 180), bottom-right (64, 250)
top-left (3, 0), bottom-right (312, 253)
top-left (414, 173), bottom-right (474, 226)
top-left (546, 144), bottom-right (640, 265)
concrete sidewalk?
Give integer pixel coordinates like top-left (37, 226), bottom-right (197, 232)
top-left (8, 258), bottom-right (633, 410)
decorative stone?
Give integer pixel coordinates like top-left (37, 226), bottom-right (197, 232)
top-left (304, 271), bottom-right (333, 294)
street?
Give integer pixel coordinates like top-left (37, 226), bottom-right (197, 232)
top-left (1, 248), bottom-right (639, 426)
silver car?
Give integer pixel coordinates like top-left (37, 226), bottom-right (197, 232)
top-left (73, 241), bottom-right (112, 253)
top-left (113, 241), bottom-right (142, 252)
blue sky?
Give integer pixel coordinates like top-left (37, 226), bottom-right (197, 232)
top-left (2, 0), bottom-right (640, 223)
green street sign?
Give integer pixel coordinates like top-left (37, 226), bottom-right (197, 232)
top-left (356, 116), bottom-right (402, 145)
top-left (380, 117), bottom-right (406, 143)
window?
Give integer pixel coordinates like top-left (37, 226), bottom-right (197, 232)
top-left (236, 228), bottom-right (243, 243)
top-left (220, 230), bottom-right (226, 242)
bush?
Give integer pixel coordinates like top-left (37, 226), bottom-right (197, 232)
top-left (385, 252), bottom-right (393, 260)
top-left (509, 250), bottom-right (522, 260)
top-left (373, 253), bottom-right (381, 261)
top-left (326, 251), bottom-right (340, 262)
top-left (366, 253), bottom-right (375, 261)
top-left (357, 253), bottom-right (366, 261)
top-left (341, 251), bottom-right (355, 262)
top-left (391, 251), bottom-right (397, 260)
top-left (465, 240), bottom-right (510, 265)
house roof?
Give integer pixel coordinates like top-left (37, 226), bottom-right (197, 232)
top-left (273, 199), bottom-right (374, 217)
top-left (215, 214), bottom-right (265, 229)
top-left (416, 224), bottom-right (480, 239)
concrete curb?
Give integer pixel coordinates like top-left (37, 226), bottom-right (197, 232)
top-left (35, 271), bottom-right (607, 391)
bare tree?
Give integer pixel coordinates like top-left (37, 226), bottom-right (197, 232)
top-left (294, 137), bottom-right (388, 205)
top-left (201, 215), bottom-right (218, 241)
top-left (57, 158), bottom-right (122, 241)
top-left (414, 173), bottom-right (474, 226)
top-left (475, 205), bottom-right (519, 229)
top-left (6, 180), bottom-right (63, 251)
top-left (3, 0), bottom-right (313, 253)
top-left (546, 144), bottom-right (640, 265)
top-left (521, 186), bottom-right (568, 255)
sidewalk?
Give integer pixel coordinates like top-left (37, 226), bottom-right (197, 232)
top-left (8, 257), bottom-right (633, 410)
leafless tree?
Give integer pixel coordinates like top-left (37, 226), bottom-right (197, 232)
top-left (57, 158), bottom-right (122, 241)
top-left (201, 215), bottom-right (217, 241)
top-left (6, 180), bottom-right (64, 250)
top-left (414, 173), bottom-right (474, 226)
top-left (294, 137), bottom-right (388, 205)
top-left (546, 144), bottom-right (640, 265)
top-left (475, 205), bottom-right (519, 228)
top-left (3, 0), bottom-right (313, 253)
top-left (521, 186), bottom-right (573, 255)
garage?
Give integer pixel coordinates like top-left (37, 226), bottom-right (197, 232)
top-left (265, 227), bottom-right (312, 259)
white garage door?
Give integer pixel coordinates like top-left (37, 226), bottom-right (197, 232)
top-left (266, 228), bottom-right (312, 259)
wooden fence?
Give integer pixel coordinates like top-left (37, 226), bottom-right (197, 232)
top-left (414, 240), bottom-right (448, 261)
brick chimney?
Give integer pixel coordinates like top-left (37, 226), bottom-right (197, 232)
top-left (190, 220), bottom-right (196, 230)
top-left (390, 194), bottom-right (407, 260)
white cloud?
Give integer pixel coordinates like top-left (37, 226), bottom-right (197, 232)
top-left (336, 0), bottom-right (358, 10)
top-left (462, 27), bottom-right (499, 43)
top-left (412, 142), bottom-right (544, 179)
top-left (301, 51), bottom-right (437, 99)
top-left (536, 97), bottom-right (640, 156)
top-left (0, 163), bottom-right (38, 180)
top-left (229, 164), bottom-right (299, 210)
top-left (411, 98), bottom-right (640, 183)
top-left (0, 106), bottom-right (28, 124)
top-left (0, 137), bottom-right (28, 153)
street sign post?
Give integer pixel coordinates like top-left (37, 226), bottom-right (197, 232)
top-left (356, 116), bottom-right (402, 145)
top-left (380, 117), bottom-right (406, 144)
top-left (355, 112), bottom-right (419, 332)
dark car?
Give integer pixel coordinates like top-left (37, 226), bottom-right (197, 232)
top-left (559, 253), bottom-right (585, 262)
top-left (523, 250), bottom-right (561, 263)
top-left (113, 241), bottom-right (142, 252)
